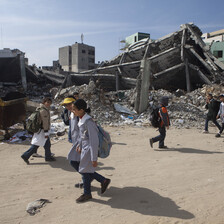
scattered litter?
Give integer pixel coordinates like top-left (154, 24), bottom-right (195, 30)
top-left (8, 131), bottom-right (32, 143)
top-left (50, 122), bottom-right (65, 135)
top-left (114, 103), bottom-right (136, 115)
top-left (26, 198), bottom-right (51, 215)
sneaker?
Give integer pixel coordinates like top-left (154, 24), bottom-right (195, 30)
top-left (215, 133), bottom-right (221, 137)
top-left (32, 153), bottom-right (42, 158)
top-left (21, 155), bottom-right (29, 165)
top-left (76, 194), bottom-right (92, 203)
top-left (159, 146), bottom-right (168, 149)
top-left (45, 157), bottom-right (56, 162)
top-left (149, 139), bottom-right (153, 148)
top-left (101, 178), bottom-right (111, 194)
top-left (74, 182), bottom-right (84, 189)
top-left (203, 130), bottom-right (209, 133)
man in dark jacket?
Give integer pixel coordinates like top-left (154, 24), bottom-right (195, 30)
top-left (203, 93), bottom-right (221, 133)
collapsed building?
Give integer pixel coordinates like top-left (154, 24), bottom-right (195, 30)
top-left (1, 23), bottom-right (224, 136)
top-left (79, 23), bottom-right (224, 113)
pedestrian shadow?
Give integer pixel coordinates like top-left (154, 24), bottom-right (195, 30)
top-left (29, 156), bottom-right (74, 172)
top-left (29, 156), bottom-right (115, 172)
top-left (93, 186), bottom-right (194, 219)
top-left (97, 161), bottom-right (115, 171)
top-left (154, 147), bottom-right (223, 154)
top-left (112, 142), bottom-right (127, 146)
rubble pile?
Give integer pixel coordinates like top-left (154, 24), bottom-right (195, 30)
top-left (1, 82), bottom-right (224, 144)
top-left (52, 81), bottom-right (224, 129)
top-left (1, 79), bottom-right (224, 139)
top-left (0, 82), bottom-right (53, 99)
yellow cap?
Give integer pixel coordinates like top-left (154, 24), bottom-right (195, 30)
top-left (61, 97), bottom-right (75, 106)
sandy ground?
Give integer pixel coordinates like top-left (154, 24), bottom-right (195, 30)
top-left (0, 125), bottom-right (224, 224)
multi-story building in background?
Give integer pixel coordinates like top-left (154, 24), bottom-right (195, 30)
top-left (59, 46), bottom-right (72, 72)
top-left (202, 29), bottom-right (224, 63)
top-left (120, 32), bottom-right (150, 51)
top-left (59, 42), bottom-right (95, 72)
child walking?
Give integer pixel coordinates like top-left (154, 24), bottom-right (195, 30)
top-left (149, 96), bottom-right (170, 149)
top-left (21, 97), bottom-right (55, 164)
top-left (215, 94), bottom-right (224, 137)
top-left (203, 93), bottom-right (221, 133)
top-left (61, 97), bottom-right (83, 188)
top-left (72, 99), bottom-right (111, 203)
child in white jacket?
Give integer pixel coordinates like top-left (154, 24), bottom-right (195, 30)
top-left (216, 94), bottom-right (224, 137)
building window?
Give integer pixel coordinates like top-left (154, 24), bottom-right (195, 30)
top-left (88, 58), bottom-right (94, 63)
top-left (88, 50), bottom-right (94, 55)
top-left (213, 50), bottom-right (223, 58)
top-left (82, 50), bottom-right (86, 54)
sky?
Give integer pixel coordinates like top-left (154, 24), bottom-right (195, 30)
top-left (0, 0), bottom-right (224, 67)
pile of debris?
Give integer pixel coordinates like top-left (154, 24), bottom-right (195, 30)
top-left (51, 81), bottom-right (224, 129)
top-left (1, 81), bottom-right (224, 143)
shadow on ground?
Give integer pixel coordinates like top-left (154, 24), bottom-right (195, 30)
top-left (93, 186), bottom-right (194, 219)
top-left (154, 147), bottom-right (223, 154)
top-left (29, 156), bottom-right (115, 172)
top-left (112, 142), bottom-right (127, 146)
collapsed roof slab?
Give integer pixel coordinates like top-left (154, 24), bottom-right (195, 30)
top-left (80, 23), bottom-right (224, 91)
top-left (0, 56), bottom-right (38, 84)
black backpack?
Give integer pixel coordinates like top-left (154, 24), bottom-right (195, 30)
top-left (150, 107), bottom-right (161, 128)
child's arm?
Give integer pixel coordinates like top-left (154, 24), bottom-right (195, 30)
top-left (217, 104), bottom-right (221, 119)
top-left (160, 107), bottom-right (170, 127)
top-left (87, 120), bottom-right (99, 165)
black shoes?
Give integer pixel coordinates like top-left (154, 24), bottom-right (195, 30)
top-left (215, 133), bottom-right (221, 137)
top-left (74, 182), bottom-right (84, 189)
top-left (76, 194), bottom-right (92, 203)
top-left (101, 178), bottom-right (111, 194)
top-left (149, 139), bottom-right (153, 148)
top-left (45, 157), bottom-right (56, 162)
top-left (21, 155), bottom-right (29, 165)
top-left (159, 146), bottom-right (168, 149)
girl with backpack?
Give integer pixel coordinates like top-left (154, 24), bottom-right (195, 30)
top-left (21, 97), bottom-right (55, 164)
top-left (72, 99), bottom-right (111, 203)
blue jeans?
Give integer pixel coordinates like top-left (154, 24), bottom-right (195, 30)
top-left (204, 118), bottom-right (221, 131)
top-left (219, 123), bottom-right (224, 134)
top-left (82, 172), bottom-right (105, 195)
top-left (22, 138), bottom-right (52, 159)
top-left (152, 126), bottom-right (166, 148)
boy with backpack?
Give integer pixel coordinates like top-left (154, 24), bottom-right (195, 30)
top-left (21, 97), bottom-right (55, 164)
top-left (149, 96), bottom-right (170, 149)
